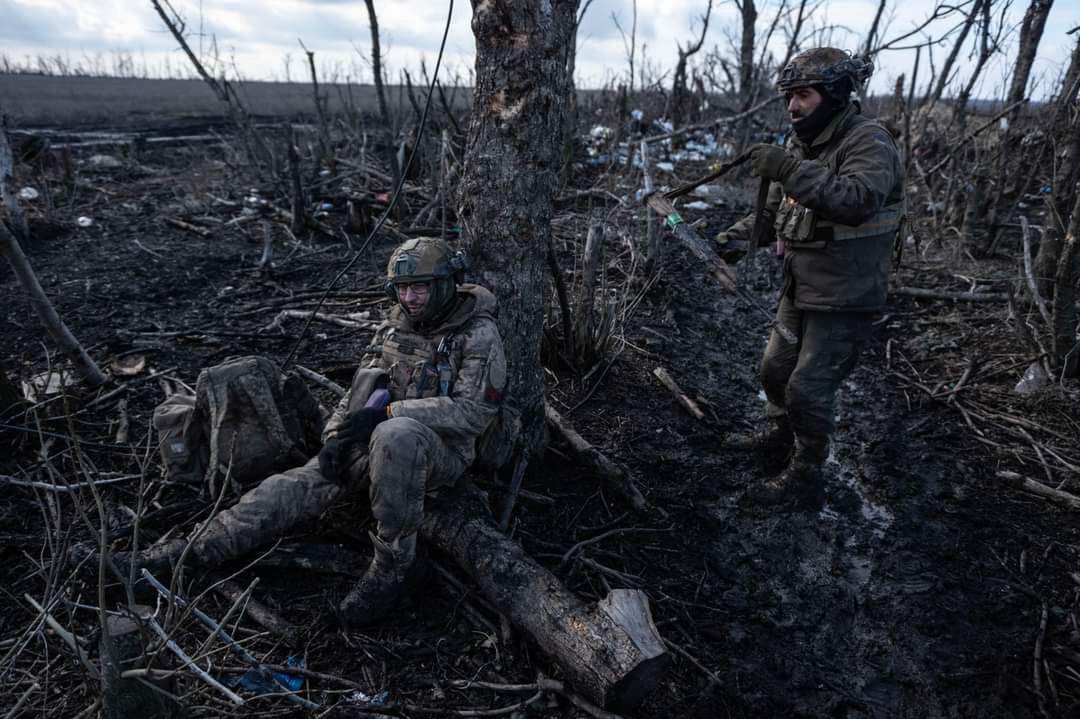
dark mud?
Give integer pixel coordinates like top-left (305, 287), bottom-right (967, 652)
top-left (2, 131), bottom-right (1079, 719)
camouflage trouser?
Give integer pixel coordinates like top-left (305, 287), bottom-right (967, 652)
top-left (760, 294), bottom-right (873, 464)
top-left (192, 417), bottom-right (466, 566)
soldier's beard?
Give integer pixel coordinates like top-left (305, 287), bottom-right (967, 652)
top-left (792, 97), bottom-right (844, 143)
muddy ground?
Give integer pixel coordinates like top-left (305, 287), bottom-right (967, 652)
top-left (2, 125), bottom-right (1079, 719)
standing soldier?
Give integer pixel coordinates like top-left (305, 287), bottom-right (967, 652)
top-left (99, 238), bottom-right (508, 624)
top-left (718, 49), bottom-right (905, 510)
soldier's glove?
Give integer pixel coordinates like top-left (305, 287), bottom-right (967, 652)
top-left (319, 408), bottom-right (388, 484)
top-left (319, 437), bottom-right (349, 484)
top-left (749, 143), bottom-right (799, 182)
top-left (338, 407), bottom-right (389, 448)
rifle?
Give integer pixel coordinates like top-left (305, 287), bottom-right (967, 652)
top-left (643, 191), bottom-right (797, 345)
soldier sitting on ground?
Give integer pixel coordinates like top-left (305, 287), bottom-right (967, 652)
top-left (717, 48), bottom-right (905, 511)
top-left (96, 238), bottom-right (508, 625)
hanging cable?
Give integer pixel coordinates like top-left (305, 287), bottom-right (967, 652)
top-left (282, 0), bottom-right (455, 369)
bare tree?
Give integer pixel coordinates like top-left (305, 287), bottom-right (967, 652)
top-left (671, 1), bottom-right (713, 131)
top-left (612, 0), bottom-right (638, 95)
top-left (363, 0), bottom-right (391, 130)
top-left (458, 0), bottom-right (580, 447)
top-left (1005, 0), bottom-right (1053, 120)
top-left (861, 0), bottom-right (889, 56)
top-left (951, 0), bottom-right (1006, 128)
top-left (926, 0), bottom-right (985, 108)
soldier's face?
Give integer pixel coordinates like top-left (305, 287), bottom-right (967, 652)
top-left (785, 87), bottom-right (824, 122)
top-left (398, 281), bottom-right (431, 316)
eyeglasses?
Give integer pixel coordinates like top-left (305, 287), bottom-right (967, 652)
top-left (396, 282), bottom-right (430, 295)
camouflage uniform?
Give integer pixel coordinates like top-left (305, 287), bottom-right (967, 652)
top-left (192, 283), bottom-right (506, 570)
top-left (725, 49), bottom-right (904, 494)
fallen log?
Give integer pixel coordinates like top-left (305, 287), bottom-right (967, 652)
top-left (422, 485), bottom-right (668, 710)
top-left (545, 404), bottom-right (646, 512)
top-left (892, 286), bottom-right (1010, 303)
top-left (996, 471), bottom-right (1080, 510)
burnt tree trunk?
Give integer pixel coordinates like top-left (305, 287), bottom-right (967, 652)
top-left (1052, 194), bottom-right (1080, 378)
top-left (735, 0), bottom-right (757, 151)
top-left (422, 485), bottom-right (668, 709)
top-left (458, 0), bottom-right (578, 449)
top-left (363, 0), bottom-right (391, 130)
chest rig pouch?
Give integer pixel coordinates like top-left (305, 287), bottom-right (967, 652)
top-left (775, 196), bottom-right (821, 249)
top-left (380, 326), bottom-right (458, 401)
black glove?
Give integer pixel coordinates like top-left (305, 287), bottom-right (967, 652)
top-left (319, 436), bottom-right (348, 484)
top-left (338, 407), bottom-right (389, 446)
top-left (749, 143), bottom-right (799, 182)
top-left (319, 407), bottom-right (388, 484)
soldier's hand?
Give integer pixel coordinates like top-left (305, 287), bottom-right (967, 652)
top-left (319, 437), bottom-right (348, 485)
top-left (338, 407), bottom-right (389, 447)
top-left (749, 143), bottom-right (798, 182)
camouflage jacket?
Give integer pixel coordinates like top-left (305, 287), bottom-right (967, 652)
top-left (324, 284), bottom-right (507, 466)
top-left (727, 102), bottom-right (905, 312)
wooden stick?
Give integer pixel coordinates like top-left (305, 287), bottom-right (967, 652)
top-left (651, 367), bottom-right (705, 421)
top-left (3, 682), bottom-right (39, 719)
top-left (1, 474), bottom-right (139, 493)
top-left (163, 216), bottom-right (212, 238)
top-left (892, 286), bottom-right (1010, 302)
top-left (141, 571), bottom-right (318, 710)
top-left (212, 579), bottom-right (302, 647)
top-left (1020, 217), bottom-right (1052, 326)
top-left (545, 404), bottom-right (646, 512)
top-left (996, 471), bottom-right (1080, 510)
top-left (293, 365), bottom-right (346, 397)
top-left (143, 614), bottom-right (245, 705)
top-left (23, 594), bottom-right (99, 679)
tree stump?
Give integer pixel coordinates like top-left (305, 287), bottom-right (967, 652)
top-left (422, 486), bottom-right (669, 710)
top-left (101, 606), bottom-right (179, 719)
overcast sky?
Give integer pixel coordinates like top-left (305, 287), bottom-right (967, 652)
top-left (2, 0), bottom-right (1079, 99)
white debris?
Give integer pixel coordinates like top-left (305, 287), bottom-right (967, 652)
top-left (76, 216), bottom-right (94, 227)
top-left (683, 201), bottom-right (710, 210)
top-left (656, 161), bottom-right (674, 173)
top-left (88, 154), bottom-right (123, 169)
top-left (589, 125), bottom-right (612, 141)
top-left (1014, 361), bottom-right (1049, 395)
top-left (18, 187), bottom-right (39, 200)
top-left (631, 109), bottom-right (644, 121)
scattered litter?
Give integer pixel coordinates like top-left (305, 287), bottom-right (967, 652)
top-left (76, 216), bottom-right (94, 228)
top-left (630, 109), bottom-right (644, 122)
top-left (88, 154), bottom-right (123, 169)
top-left (18, 187), bottom-right (39, 200)
top-left (22, 370), bottom-right (71, 402)
top-left (346, 689), bottom-right (390, 706)
top-left (683, 200), bottom-right (710, 211)
top-left (656, 161), bottom-right (674, 173)
top-left (1014, 362), bottom-right (1049, 395)
top-left (227, 656), bottom-right (305, 695)
top-left (110, 355), bottom-right (147, 377)
top-left (589, 125), bottom-right (612, 142)
top-left (319, 169), bottom-right (331, 176)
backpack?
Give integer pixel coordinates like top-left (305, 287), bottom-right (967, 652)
top-left (152, 356), bottom-right (326, 493)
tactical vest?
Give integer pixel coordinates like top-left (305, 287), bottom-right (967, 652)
top-left (380, 324), bottom-right (460, 401)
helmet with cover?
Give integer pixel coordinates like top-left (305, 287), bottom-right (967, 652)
top-left (776, 48), bottom-right (873, 104)
top-left (385, 237), bottom-right (469, 326)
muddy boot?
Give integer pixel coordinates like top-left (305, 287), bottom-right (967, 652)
top-left (743, 446), bottom-right (824, 512)
top-left (69, 538), bottom-right (190, 578)
top-left (339, 533), bottom-right (421, 627)
top-left (725, 418), bottom-right (794, 461)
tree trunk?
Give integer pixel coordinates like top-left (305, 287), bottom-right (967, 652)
top-left (422, 485), bottom-right (668, 710)
top-left (457, 0), bottom-right (579, 449)
top-left (1052, 194), bottom-right (1080, 377)
top-left (736, 0), bottom-right (757, 151)
top-left (363, 0), bottom-right (391, 130)
top-left (0, 222), bottom-right (107, 387)
top-left (927, 0), bottom-right (982, 107)
top-left (1006, 0), bottom-right (1053, 117)
top-left (1, 122), bottom-right (30, 244)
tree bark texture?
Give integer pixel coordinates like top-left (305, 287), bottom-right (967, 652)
top-left (0, 123), bottom-right (30, 244)
top-left (1052, 193), bottom-right (1080, 377)
top-left (1006, 0), bottom-right (1053, 116)
top-left (0, 222), bottom-right (107, 387)
top-left (422, 485), bottom-right (668, 709)
top-left (458, 0), bottom-right (578, 449)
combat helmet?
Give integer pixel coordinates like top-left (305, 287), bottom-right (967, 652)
top-left (385, 237), bottom-right (470, 326)
top-left (777, 48), bottom-right (873, 103)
